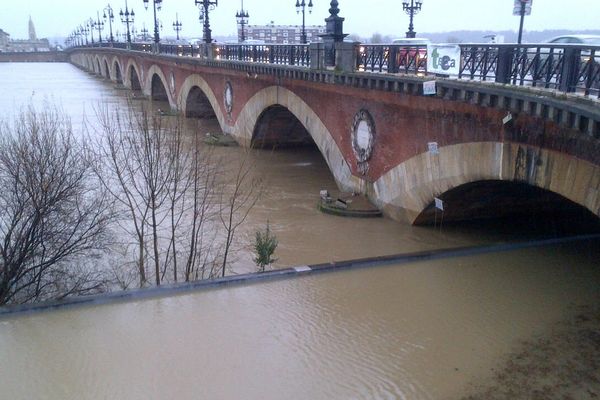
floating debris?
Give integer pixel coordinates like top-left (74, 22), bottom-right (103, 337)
top-left (318, 191), bottom-right (382, 218)
top-left (203, 132), bottom-right (239, 147)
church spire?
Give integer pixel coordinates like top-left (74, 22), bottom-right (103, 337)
top-left (28, 16), bottom-right (37, 41)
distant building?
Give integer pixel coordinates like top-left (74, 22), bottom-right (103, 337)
top-left (3, 17), bottom-right (51, 52)
top-left (0, 29), bottom-right (9, 52)
top-left (29, 15), bottom-right (37, 41)
top-left (242, 24), bottom-right (326, 44)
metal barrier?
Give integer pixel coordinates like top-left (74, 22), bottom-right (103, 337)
top-left (214, 44), bottom-right (310, 67)
top-left (357, 44), bottom-right (428, 74)
top-left (458, 44), bottom-right (600, 97)
top-left (69, 42), bottom-right (600, 98)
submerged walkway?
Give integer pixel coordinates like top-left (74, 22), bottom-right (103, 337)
top-left (2, 233), bottom-right (599, 317)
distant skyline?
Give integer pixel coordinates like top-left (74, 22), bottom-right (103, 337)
top-left (1, 0), bottom-right (599, 41)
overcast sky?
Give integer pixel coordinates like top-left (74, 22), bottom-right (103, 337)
top-left (1, 0), bottom-right (598, 41)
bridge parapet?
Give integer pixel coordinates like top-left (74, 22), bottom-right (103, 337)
top-left (70, 46), bottom-right (600, 139)
top-left (73, 41), bottom-right (600, 100)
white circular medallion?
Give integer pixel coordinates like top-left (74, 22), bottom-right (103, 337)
top-left (224, 82), bottom-right (233, 114)
top-left (170, 72), bottom-right (176, 93)
top-left (351, 109), bottom-right (375, 165)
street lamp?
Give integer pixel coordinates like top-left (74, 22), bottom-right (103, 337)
top-left (173, 13), bottom-right (183, 40)
top-left (104, 5), bottom-right (115, 43)
top-left (195, 0), bottom-right (218, 44)
top-left (120, 0), bottom-right (135, 44)
top-left (402, 0), bottom-right (423, 39)
top-left (73, 29), bottom-right (79, 46)
top-left (295, 0), bottom-right (313, 44)
top-left (143, 0), bottom-right (163, 44)
top-left (88, 19), bottom-right (96, 44)
top-left (141, 24), bottom-right (150, 41)
top-left (80, 25), bottom-right (89, 45)
top-left (93, 11), bottom-right (105, 43)
top-left (236, 0), bottom-right (249, 43)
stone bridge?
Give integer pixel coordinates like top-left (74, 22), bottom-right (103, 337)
top-left (68, 47), bottom-right (600, 225)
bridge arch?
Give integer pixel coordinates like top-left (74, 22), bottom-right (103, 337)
top-left (102, 57), bottom-right (110, 79)
top-left (144, 65), bottom-right (175, 108)
top-left (178, 74), bottom-right (223, 127)
top-left (94, 55), bottom-right (102, 75)
top-left (373, 142), bottom-right (600, 224)
top-left (252, 105), bottom-right (316, 148)
top-left (111, 57), bottom-right (123, 84)
top-left (233, 85), bottom-right (360, 192)
top-left (125, 59), bottom-right (142, 91)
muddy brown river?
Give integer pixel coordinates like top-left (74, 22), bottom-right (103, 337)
top-left (0, 63), bottom-right (599, 399)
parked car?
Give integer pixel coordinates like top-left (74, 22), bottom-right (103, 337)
top-left (544, 35), bottom-right (600, 91)
top-left (545, 35), bottom-right (600, 62)
top-left (546, 35), bottom-right (600, 45)
top-left (391, 38), bottom-right (431, 68)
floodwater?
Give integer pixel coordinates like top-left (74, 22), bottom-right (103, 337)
top-left (1, 242), bottom-right (599, 400)
top-left (0, 63), bottom-right (599, 399)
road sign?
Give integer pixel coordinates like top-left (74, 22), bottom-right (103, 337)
top-left (513, 0), bottom-right (533, 16)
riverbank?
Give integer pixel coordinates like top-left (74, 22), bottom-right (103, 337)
top-left (462, 302), bottom-right (600, 399)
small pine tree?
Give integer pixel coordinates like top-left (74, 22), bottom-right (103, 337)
top-left (253, 222), bottom-right (278, 272)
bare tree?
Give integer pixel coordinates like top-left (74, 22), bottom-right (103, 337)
top-left (219, 150), bottom-right (263, 278)
top-left (0, 106), bottom-right (111, 305)
top-left (93, 102), bottom-right (224, 286)
top-left (93, 104), bottom-right (151, 287)
top-left (182, 135), bottom-right (220, 282)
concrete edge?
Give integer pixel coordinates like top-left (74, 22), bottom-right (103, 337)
top-left (1, 234), bottom-right (599, 318)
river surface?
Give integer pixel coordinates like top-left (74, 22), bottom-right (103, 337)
top-left (0, 63), bottom-right (599, 399)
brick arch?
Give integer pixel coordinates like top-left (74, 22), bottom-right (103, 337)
top-left (144, 64), bottom-right (175, 108)
top-left (372, 142), bottom-right (600, 224)
top-left (111, 56), bottom-right (123, 83)
top-left (124, 59), bottom-right (142, 90)
top-left (101, 56), bottom-right (110, 79)
top-left (177, 74), bottom-right (225, 131)
top-left (94, 55), bottom-right (102, 75)
top-left (233, 85), bottom-right (360, 192)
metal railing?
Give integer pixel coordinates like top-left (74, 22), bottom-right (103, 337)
top-left (356, 44), bottom-right (428, 74)
top-left (214, 44), bottom-right (310, 66)
top-left (69, 42), bottom-right (600, 98)
top-left (457, 44), bottom-right (600, 97)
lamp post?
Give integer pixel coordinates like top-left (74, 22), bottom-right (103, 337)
top-left (173, 13), bottom-right (183, 40)
top-left (88, 19), bottom-right (96, 44)
top-left (93, 11), bottom-right (105, 43)
top-left (195, 0), bottom-right (218, 44)
top-left (81, 25), bottom-right (89, 45)
top-left (104, 5), bottom-right (115, 43)
top-left (295, 0), bottom-right (313, 44)
top-left (143, 0), bottom-right (163, 44)
top-left (236, 0), bottom-right (249, 43)
top-left (141, 24), bottom-right (150, 41)
top-left (120, 0), bottom-right (135, 44)
top-left (402, 0), bottom-right (423, 39)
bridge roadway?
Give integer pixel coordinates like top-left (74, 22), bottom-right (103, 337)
top-left (68, 45), bottom-right (600, 225)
